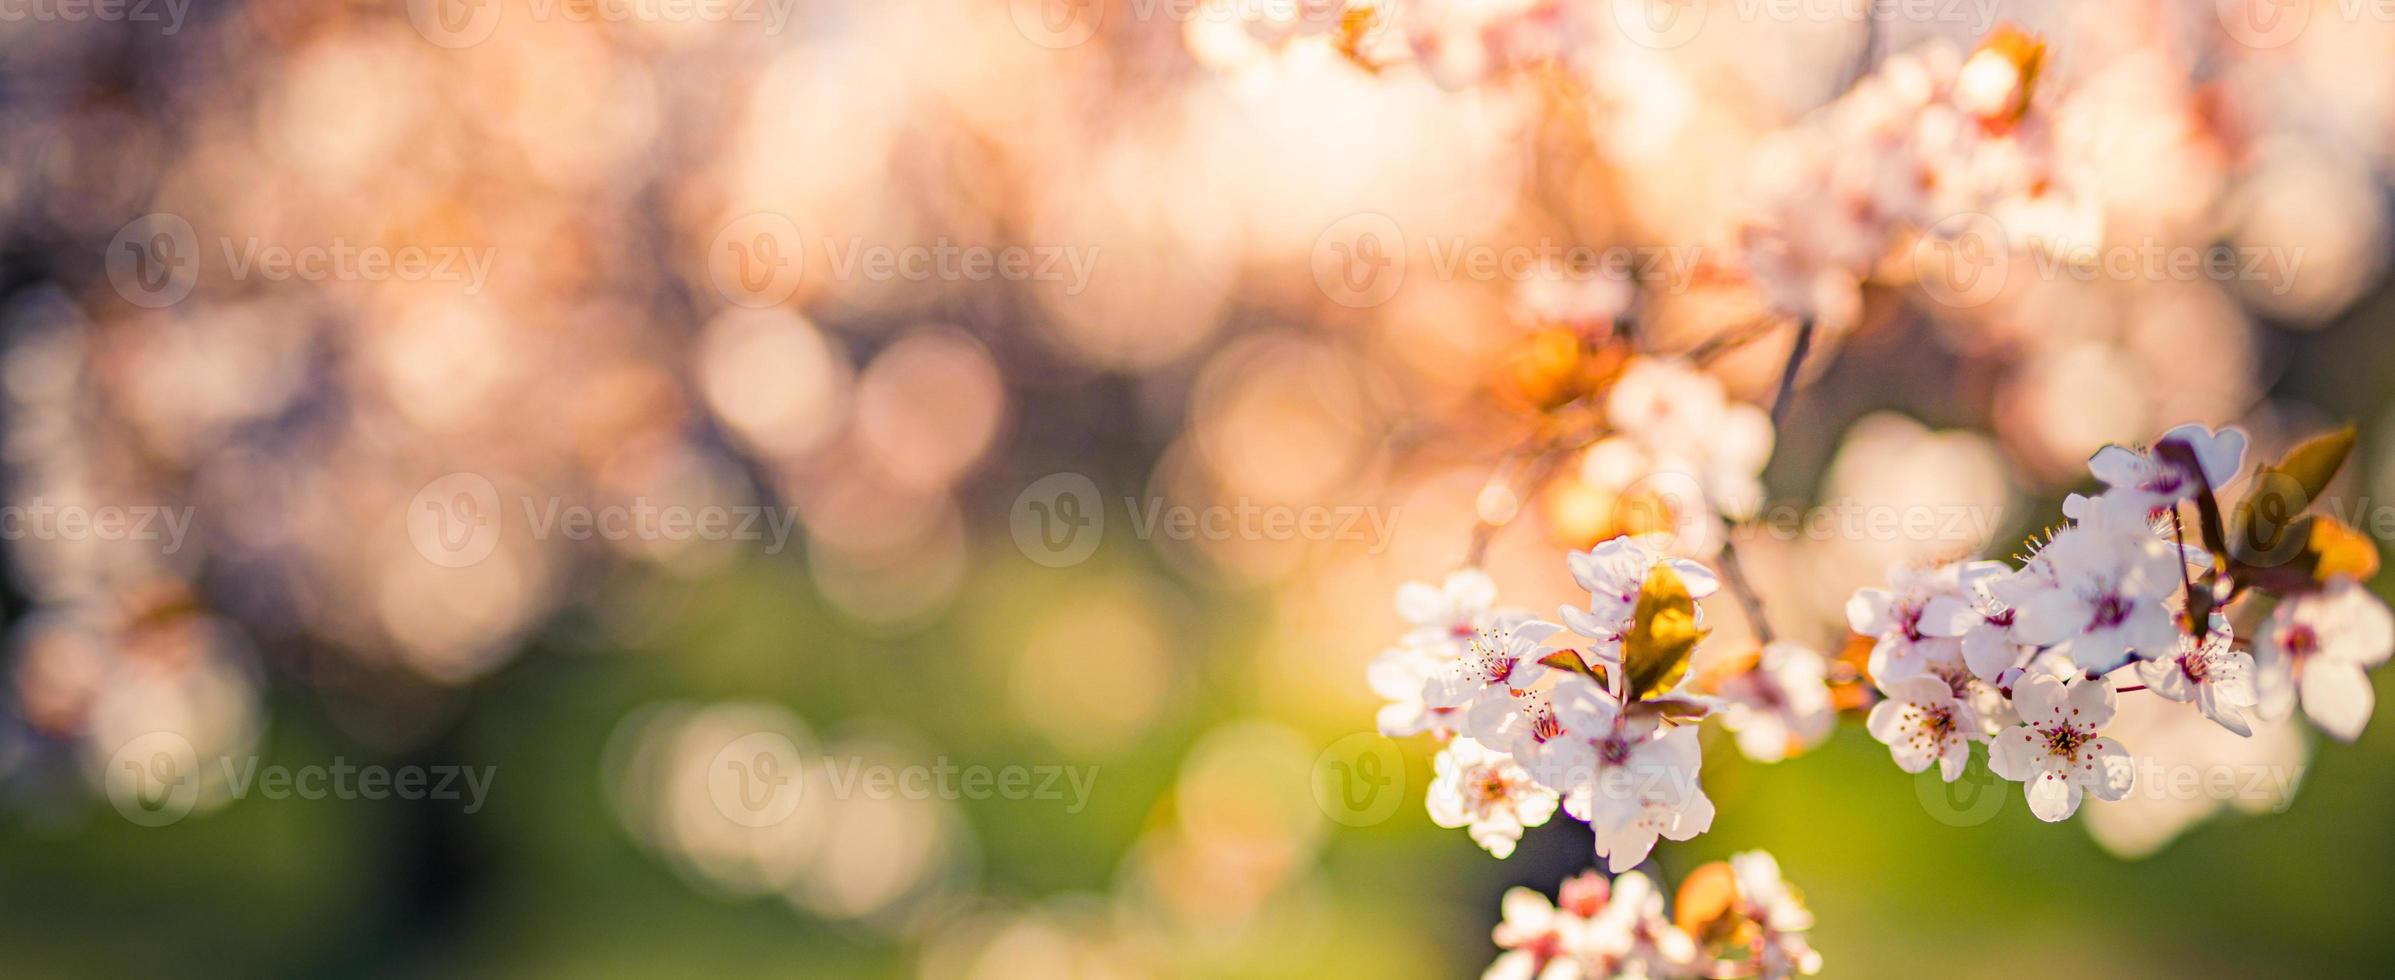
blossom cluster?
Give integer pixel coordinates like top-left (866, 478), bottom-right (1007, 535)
top-left (1849, 423), bottom-right (2395, 820)
top-left (1488, 852), bottom-right (1820, 980)
top-left (1738, 28), bottom-right (2095, 327)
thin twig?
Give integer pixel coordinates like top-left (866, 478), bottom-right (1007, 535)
top-left (1717, 534), bottom-right (1776, 645)
top-left (1769, 318), bottom-right (1816, 428)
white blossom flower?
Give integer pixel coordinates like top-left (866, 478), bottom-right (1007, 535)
top-left (1957, 561), bottom-right (2039, 682)
top-left (1845, 561), bottom-right (1978, 683)
top-left (2087, 423), bottom-right (2247, 524)
top-left (1574, 869), bottom-right (1697, 979)
top-left (1369, 645), bottom-right (1455, 738)
top-left (1562, 535), bottom-right (1720, 640)
top-left (1729, 851), bottom-right (1823, 978)
top-left (1398, 568), bottom-right (1501, 653)
top-left (2003, 519), bottom-right (2184, 674)
top-left (1601, 359), bottom-right (1776, 521)
top-left (1486, 882), bottom-right (1577, 980)
top-left (2253, 578), bottom-right (2395, 742)
top-left (1425, 612), bottom-right (1562, 725)
top-left (1989, 673), bottom-right (2136, 821)
top-left (1711, 642), bottom-right (1836, 763)
top-left (1536, 724), bottom-right (1714, 872)
top-left (1430, 738), bottom-right (1560, 859)
top-left (1865, 674), bottom-right (1979, 781)
top-left (2135, 614), bottom-right (2258, 737)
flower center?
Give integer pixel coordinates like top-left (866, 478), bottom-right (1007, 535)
top-left (2040, 723), bottom-right (2090, 758)
top-left (2180, 652), bottom-right (2210, 682)
top-left (2285, 624), bottom-right (2321, 659)
top-left (2089, 593), bottom-right (2131, 630)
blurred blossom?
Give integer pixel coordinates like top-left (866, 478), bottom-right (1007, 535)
top-left (2079, 692), bottom-right (2309, 860)
top-left (699, 308), bottom-right (852, 461)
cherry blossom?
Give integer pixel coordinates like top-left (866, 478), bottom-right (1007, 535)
top-left (1534, 723), bottom-right (1714, 873)
top-left (1865, 674), bottom-right (1979, 782)
top-left (1989, 674), bottom-right (2136, 821)
top-left (1487, 882), bottom-right (1579, 980)
top-left (2135, 614), bottom-right (2259, 737)
top-left (2001, 518), bottom-right (2184, 674)
top-left (1728, 851), bottom-right (1823, 979)
top-left (1430, 737), bottom-right (1561, 859)
top-left (1845, 561), bottom-right (1978, 683)
top-left (1425, 612), bottom-right (1563, 725)
top-left (1710, 642), bottom-right (1836, 764)
top-left (1562, 535), bottom-right (1719, 641)
top-left (1571, 869), bottom-right (1696, 979)
top-left (1398, 567), bottom-right (1502, 653)
top-left (1369, 644), bottom-right (1455, 738)
top-left (2253, 578), bottom-right (2395, 742)
top-left (2087, 423), bottom-right (2247, 524)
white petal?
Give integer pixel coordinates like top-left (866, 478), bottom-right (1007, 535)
top-left (2086, 445), bottom-right (2151, 489)
top-left (1396, 582), bottom-right (1447, 626)
top-left (2300, 659), bottom-right (2376, 742)
top-left (2063, 674), bottom-right (2119, 727)
top-left (1987, 726), bottom-right (2042, 781)
top-left (2024, 769), bottom-right (2083, 822)
top-left (2011, 673), bottom-right (2068, 723)
top-left (2010, 590), bottom-right (2086, 646)
top-left (2078, 738), bottom-right (2135, 801)
top-left (1846, 589), bottom-right (1895, 635)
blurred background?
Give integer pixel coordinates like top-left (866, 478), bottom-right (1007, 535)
top-left (2, 0), bottom-right (2394, 976)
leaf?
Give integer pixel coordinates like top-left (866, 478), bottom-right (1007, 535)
top-left (2276, 425), bottom-right (2358, 502)
top-left (1623, 562), bottom-right (1708, 701)
top-left (2230, 425), bottom-right (2358, 567)
top-left (1538, 649), bottom-right (1611, 691)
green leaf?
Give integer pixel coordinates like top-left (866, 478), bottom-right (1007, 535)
top-left (1623, 562), bottom-right (1707, 701)
top-left (2230, 425), bottom-right (2358, 567)
top-left (1538, 649), bottom-right (1610, 691)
